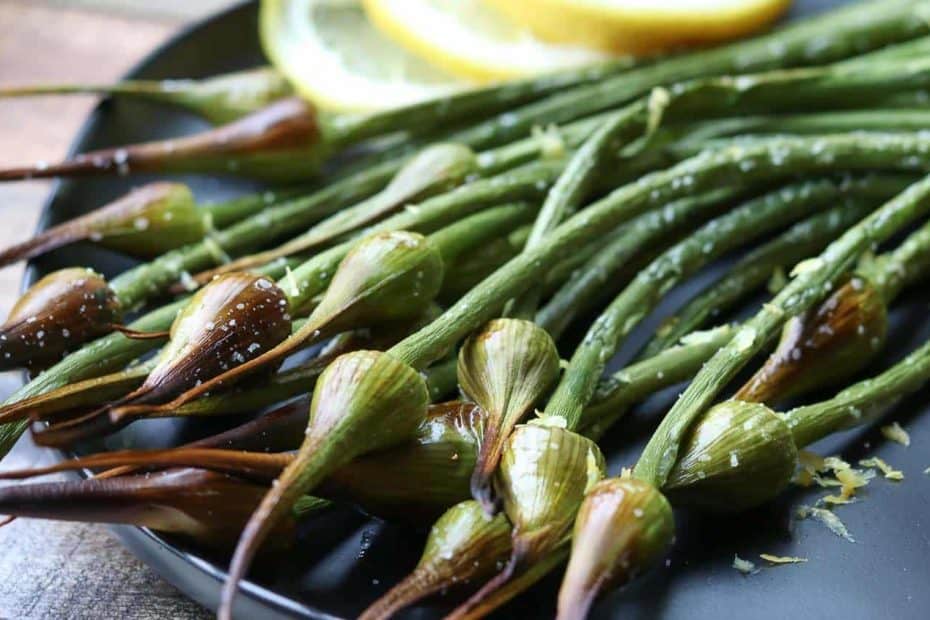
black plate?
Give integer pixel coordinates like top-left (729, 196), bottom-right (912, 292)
top-left (26, 1), bottom-right (930, 618)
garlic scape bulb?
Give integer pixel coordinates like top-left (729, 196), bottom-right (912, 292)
top-left (662, 400), bottom-right (798, 513)
top-left (735, 275), bottom-right (887, 406)
top-left (449, 423), bottom-right (605, 618)
top-left (0, 268), bottom-right (121, 370)
top-left (219, 350), bottom-right (430, 620)
top-left (359, 500), bottom-right (512, 620)
top-left (556, 478), bottom-right (674, 620)
top-left (195, 142), bottom-right (476, 281)
top-left (32, 273), bottom-right (291, 446)
top-left (130, 230), bottom-right (444, 419)
top-left (0, 467), bottom-right (313, 551)
top-left (0, 66), bottom-right (293, 125)
top-left (0, 183), bottom-right (205, 268)
top-left (0, 98), bottom-right (323, 182)
top-left (457, 318), bottom-right (560, 513)
top-left (323, 401), bottom-right (483, 521)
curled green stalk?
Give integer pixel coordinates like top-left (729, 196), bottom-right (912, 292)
top-left (545, 178), bottom-right (890, 429)
top-left (536, 186), bottom-right (744, 339)
top-left (635, 172), bottom-right (930, 490)
top-left (641, 200), bottom-right (880, 358)
top-left (0, 67), bottom-right (293, 124)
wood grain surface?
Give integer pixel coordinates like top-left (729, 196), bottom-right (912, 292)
top-left (0, 2), bottom-right (235, 618)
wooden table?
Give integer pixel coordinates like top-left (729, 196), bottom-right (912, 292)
top-left (0, 2), bottom-right (237, 617)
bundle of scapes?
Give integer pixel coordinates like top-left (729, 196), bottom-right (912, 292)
top-left (1, 0), bottom-right (929, 183)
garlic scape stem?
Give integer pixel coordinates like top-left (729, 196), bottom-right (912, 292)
top-left (0, 67), bottom-right (293, 125)
top-left (635, 173), bottom-right (930, 488)
top-left (640, 199), bottom-right (882, 358)
top-left (537, 186), bottom-right (744, 340)
top-left (443, 0), bottom-right (930, 151)
top-left (785, 336), bottom-right (930, 447)
top-left (389, 135), bottom-right (930, 372)
top-left (546, 177), bottom-right (908, 429)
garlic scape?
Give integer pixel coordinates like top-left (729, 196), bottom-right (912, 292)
top-left (0, 268), bottom-right (121, 371)
top-left (661, 400), bottom-right (798, 512)
top-left (0, 467), bottom-right (320, 551)
top-left (32, 273), bottom-right (292, 446)
top-left (0, 98), bottom-right (323, 182)
top-left (734, 275), bottom-right (887, 406)
top-left (458, 319), bottom-right (560, 513)
top-left (218, 350), bottom-right (430, 620)
top-left (448, 423), bottom-right (605, 618)
top-left (556, 477), bottom-right (674, 620)
top-left (193, 143), bottom-right (477, 282)
top-left (0, 66), bottom-right (293, 125)
top-left (359, 500), bottom-right (512, 620)
top-left (123, 230), bottom-right (444, 421)
top-left (0, 183), bottom-right (205, 267)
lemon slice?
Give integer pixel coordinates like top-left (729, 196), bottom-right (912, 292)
top-left (485, 0), bottom-right (792, 55)
top-left (361, 0), bottom-right (610, 82)
top-left (260, 0), bottom-right (470, 113)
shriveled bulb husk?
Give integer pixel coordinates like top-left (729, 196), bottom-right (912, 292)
top-left (663, 400), bottom-right (798, 513)
top-left (218, 350), bottom-right (430, 620)
top-left (360, 500), bottom-right (512, 620)
top-left (0, 467), bottom-right (308, 551)
top-left (556, 477), bottom-right (674, 620)
top-left (449, 423), bottom-right (605, 618)
top-left (32, 273), bottom-right (291, 446)
top-left (457, 319), bottom-right (560, 513)
top-left (735, 275), bottom-right (887, 406)
top-left (0, 268), bottom-right (120, 370)
top-left (322, 400), bottom-right (484, 521)
top-left (194, 142), bottom-right (476, 282)
top-left (0, 67), bottom-right (293, 124)
top-left (0, 183), bottom-right (204, 267)
top-left (137, 230), bottom-right (444, 418)
top-left (0, 98), bottom-right (323, 182)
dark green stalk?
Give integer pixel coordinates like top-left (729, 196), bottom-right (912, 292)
top-left (389, 134), bottom-right (930, 372)
top-left (635, 173), bottom-right (930, 487)
top-left (861, 218), bottom-right (930, 302)
top-left (785, 336), bottom-right (930, 447)
top-left (536, 187), bottom-right (743, 340)
top-left (545, 179), bottom-right (878, 429)
top-left (442, 0), bottom-right (930, 151)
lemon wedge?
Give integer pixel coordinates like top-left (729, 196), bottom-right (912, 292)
top-left (260, 0), bottom-right (470, 113)
top-left (484, 0), bottom-right (792, 55)
top-left (361, 0), bottom-right (610, 82)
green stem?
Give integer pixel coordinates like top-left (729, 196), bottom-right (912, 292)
top-left (442, 0), bottom-right (930, 151)
top-left (862, 218), bottom-right (930, 302)
top-left (635, 173), bottom-right (930, 487)
top-left (785, 336), bottom-right (930, 447)
top-left (390, 134), bottom-right (930, 371)
top-left (200, 185), bottom-right (313, 229)
top-left (536, 187), bottom-right (743, 340)
top-left (546, 178), bottom-right (879, 429)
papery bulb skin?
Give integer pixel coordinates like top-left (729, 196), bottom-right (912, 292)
top-left (138, 273), bottom-right (291, 403)
top-left (457, 318), bottom-right (560, 513)
top-left (322, 401), bottom-right (484, 521)
top-left (557, 477), bottom-right (674, 620)
top-left (663, 400), bottom-right (798, 513)
top-left (0, 467), bottom-right (298, 551)
top-left (307, 230), bottom-right (445, 324)
top-left (94, 182), bottom-right (206, 257)
top-left (0, 268), bottom-right (120, 370)
top-left (359, 500), bottom-right (512, 620)
top-left (736, 275), bottom-right (887, 405)
top-left (382, 143), bottom-right (477, 204)
top-left (498, 422), bottom-right (606, 565)
top-left (219, 350), bottom-right (430, 620)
